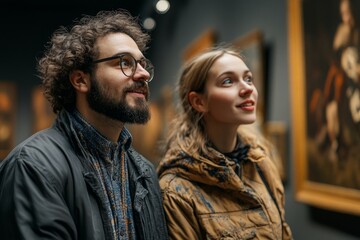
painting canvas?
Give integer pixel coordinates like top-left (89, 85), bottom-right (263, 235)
top-left (0, 82), bottom-right (16, 160)
top-left (289, 0), bottom-right (360, 215)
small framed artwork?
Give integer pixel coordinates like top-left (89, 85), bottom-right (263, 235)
top-left (289, 0), bottom-right (360, 215)
top-left (127, 85), bottom-right (176, 166)
top-left (183, 29), bottom-right (217, 62)
top-left (232, 30), bottom-right (266, 129)
top-left (0, 82), bottom-right (16, 160)
top-left (32, 86), bottom-right (56, 133)
top-left (265, 121), bottom-right (287, 181)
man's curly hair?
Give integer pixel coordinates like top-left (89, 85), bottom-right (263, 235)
top-left (37, 9), bottom-right (150, 113)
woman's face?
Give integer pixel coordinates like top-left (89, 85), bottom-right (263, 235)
top-left (340, 0), bottom-right (354, 26)
top-left (199, 53), bottom-right (258, 127)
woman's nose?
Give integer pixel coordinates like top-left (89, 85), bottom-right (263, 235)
top-left (239, 83), bottom-right (253, 97)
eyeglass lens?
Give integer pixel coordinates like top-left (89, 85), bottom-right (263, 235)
top-left (120, 54), bottom-right (154, 82)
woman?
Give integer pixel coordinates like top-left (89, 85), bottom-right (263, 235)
top-left (157, 46), bottom-right (293, 239)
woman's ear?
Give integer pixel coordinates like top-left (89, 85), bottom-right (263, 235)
top-left (188, 91), bottom-right (207, 113)
top-left (69, 70), bottom-right (90, 93)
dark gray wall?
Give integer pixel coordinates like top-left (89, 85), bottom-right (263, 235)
top-left (0, 1), bottom-right (359, 239)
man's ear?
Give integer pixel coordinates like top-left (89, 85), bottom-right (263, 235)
top-left (188, 91), bottom-right (207, 113)
top-left (69, 70), bottom-right (90, 93)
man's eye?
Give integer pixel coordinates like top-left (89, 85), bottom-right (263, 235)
top-left (120, 59), bottom-right (132, 68)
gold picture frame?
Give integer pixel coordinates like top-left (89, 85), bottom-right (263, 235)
top-left (289, 0), bottom-right (360, 215)
top-left (182, 29), bottom-right (217, 62)
top-left (0, 82), bottom-right (16, 160)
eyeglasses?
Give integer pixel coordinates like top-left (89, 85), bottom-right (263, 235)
top-left (93, 53), bottom-right (154, 82)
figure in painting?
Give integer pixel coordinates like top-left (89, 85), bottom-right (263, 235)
top-left (311, 0), bottom-right (360, 165)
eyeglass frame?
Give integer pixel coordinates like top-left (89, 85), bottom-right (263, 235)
top-left (93, 53), bottom-right (154, 83)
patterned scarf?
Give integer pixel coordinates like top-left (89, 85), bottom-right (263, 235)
top-left (69, 110), bottom-right (136, 240)
top-left (210, 138), bottom-right (250, 177)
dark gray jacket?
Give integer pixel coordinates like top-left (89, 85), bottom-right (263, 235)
top-left (0, 111), bottom-right (168, 240)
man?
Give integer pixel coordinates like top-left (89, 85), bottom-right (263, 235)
top-left (0, 10), bottom-right (168, 240)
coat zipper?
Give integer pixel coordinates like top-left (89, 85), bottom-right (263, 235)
top-left (255, 163), bottom-right (284, 240)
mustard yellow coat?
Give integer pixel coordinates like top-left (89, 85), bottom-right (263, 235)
top-left (158, 130), bottom-right (292, 240)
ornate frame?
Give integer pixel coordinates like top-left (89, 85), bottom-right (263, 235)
top-left (289, 0), bottom-right (360, 215)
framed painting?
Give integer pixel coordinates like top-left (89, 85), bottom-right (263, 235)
top-left (183, 29), bottom-right (216, 62)
top-left (289, 0), bottom-right (360, 215)
top-left (0, 82), bottom-right (16, 160)
top-left (232, 30), bottom-right (266, 129)
top-left (32, 86), bottom-right (56, 133)
top-left (127, 85), bottom-right (176, 166)
top-left (265, 121), bottom-right (288, 181)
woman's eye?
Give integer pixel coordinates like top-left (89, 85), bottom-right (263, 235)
top-left (244, 75), bottom-right (254, 83)
top-left (222, 78), bottom-right (233, 85)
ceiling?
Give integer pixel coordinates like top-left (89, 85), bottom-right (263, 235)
top-left (3, 0), bottom-right (150, 16)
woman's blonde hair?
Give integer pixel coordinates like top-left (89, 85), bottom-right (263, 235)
top-left (164, 45), bottom-right (245, 157)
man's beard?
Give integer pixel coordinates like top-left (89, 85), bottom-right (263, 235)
top-left (87, 77), bottom-right (150, 124)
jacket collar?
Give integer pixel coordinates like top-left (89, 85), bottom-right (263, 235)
top-left (158, 132), bottom-right (267, 191)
